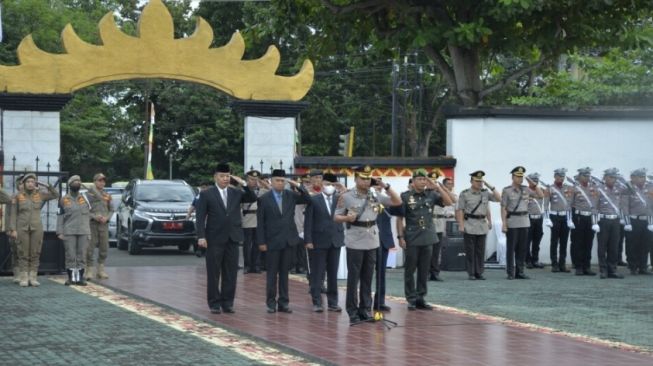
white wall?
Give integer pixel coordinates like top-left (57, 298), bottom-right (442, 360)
top-left (244, 116), bottom-right (296, 173)
top-left (447, 116), bottom-right (653, 264)
top-left (2, 110), bottom-right (61, 231)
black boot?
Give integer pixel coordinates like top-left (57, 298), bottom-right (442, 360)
top-left (65, 269), bottom-right (73, 286)
top-left (77, 269), bottom-right (88, 286)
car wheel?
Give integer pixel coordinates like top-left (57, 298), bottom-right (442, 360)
top-left (178, 243), bottom-right (191, 252)
top-left (117, 220), bottom-right (127, 250)
top-left (127, 222), bottom-right (142, 255)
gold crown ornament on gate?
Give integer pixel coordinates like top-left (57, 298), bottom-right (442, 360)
top-left (0, 0), bottom-right (313, 101)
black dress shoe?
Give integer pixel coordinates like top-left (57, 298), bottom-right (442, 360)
top-left (378, 304), bottom-right (391, 312)
top-left (475, 274), bottom-right (486, 280)
top-left (468, 275), bottom-right (476, 280)
top-left (313, 305), bottom-right (324, 313)
top-left (432, 275), bottom-right (443, 282)
top-left (617, 261), bottom-right (628, 267)
top-left (267, 307), bottom-right (277, 314)
top-left (349, 315), bottom-right (360, 324)
top-left (210, 307), bottom-right (222, 314)
top-left (416, 302), bottom-right (433, 310)
top-left (583, 270), bottom-right (596, 276)
top-left (328, 305), bottom-right (342, 312)
top-left (534, 262), bottom-right (545, 269)
top-left (407, 303), bottom-right (417, 311)
top-left (77, 280), bottom-right (87, 286)
top-left (560, 266), bottom-right (571, 273)
top-left (515, 274), bottom-right (529, 279)
top-left (526, 263), bottom-right (534, 269)
top-left (608, 273), bottom-right (624, 279)
top-left (359, 310), bottom-right (373, 320)
top-left (222, 307), bottom-right (235, 314)
top-left (278, 307), bottom-right (293, 313)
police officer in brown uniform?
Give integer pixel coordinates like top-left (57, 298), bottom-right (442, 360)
top-left (622, 168), bottom-right (653, 275)
top-left (501, 166), bottom-right (543, 280)
top-left (241, 170), bottom-right (268, 273)
top-left (335, 166), bottom-right (401, 323)
top-left (456, 171), bottom-right (500, 280)
top-left (569, 167), bottom-right (599, 276)
top-left (8, 173), bottom-right (59, 287)
top-left (85, 173), bottom-right (114, 280)
top-left (6, 175), bottom-right (24, 283)
top-left (57, 175), bottom-right (91, 285)
top-left (526, 173), bottom-right (545, 269)
top-left (595, 168), bottom-right (625, 279)
top-left (543, 168), bottom-right (574, 273)
top-left (428, 169), bottom-right (457, 282)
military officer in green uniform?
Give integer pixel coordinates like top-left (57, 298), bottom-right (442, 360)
top-left (84, 173), bottom-right (114, 280)
top-left (396, 169), bottom-right (452, 310)
top-left (501, 166), bottom-right (544, 280)
top-left (57, 175), bottom-right (91, 286)
top-left (456, 171), bottom-right (501, 280)
top-left (8, 173), bottom-right (59, 287)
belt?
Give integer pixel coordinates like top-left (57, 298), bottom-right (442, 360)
top-left (550, 210), bottom-right (567, 216)
top-left (529, 215), bottom-right (542, 219)
top-left (574, 210), bottom-right (592, 216)
top-left (630, 215), bottom-right (649, 220)
top-left (507, 212), bottom-right (528, 217)
top-left (434, 214), bottom-right (452, 219)
top-left (350, 220), bottom-right (376, 228)
top-left (464, 214), bottom-right (485, 220)
top-left (599, 214), bottom-right (619, 220)
top-left (242, 210), bottom-right (257, 215)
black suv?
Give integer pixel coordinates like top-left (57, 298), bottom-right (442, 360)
top-left (117, 179), bottom-right (197, 254)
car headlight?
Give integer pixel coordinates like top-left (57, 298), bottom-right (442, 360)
top-left (133, 210), bottom-right (151, 220)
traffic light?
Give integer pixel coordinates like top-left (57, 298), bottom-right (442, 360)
top-left (338, 127), bottom-right (355, 157)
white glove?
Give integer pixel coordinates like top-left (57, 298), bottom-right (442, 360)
top-left (620, 219), bottom-right (625, 225)
top-left (567, 220), bottom-right (576, 229)
top-left (298, 232), bottom-right (304, 239)
top-left (648, 225), bottom-right (653, 232)
top-left (592, 224), bottom-right (600, 233)
top-left (544, 219), bottom-right (553, 228)
top-left (624, 224), bottom-right (633, 232)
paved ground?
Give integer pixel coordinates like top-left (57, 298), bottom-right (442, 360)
top-left (0, 277), bottom-right (321, 365)
top-left (380, 266), bottom-right (653, 351)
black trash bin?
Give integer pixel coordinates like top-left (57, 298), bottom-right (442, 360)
top-left (441, 221), bottom-right (466, 271)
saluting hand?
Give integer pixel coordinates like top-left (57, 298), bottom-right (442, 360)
top-left (230, 175), bottom-right (245, 186)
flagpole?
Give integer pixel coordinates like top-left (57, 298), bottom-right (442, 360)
top-left (146, 102), bottom-right (155, 180)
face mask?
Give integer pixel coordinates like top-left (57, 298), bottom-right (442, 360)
top-left (323, 185), bottom-right (335, 195)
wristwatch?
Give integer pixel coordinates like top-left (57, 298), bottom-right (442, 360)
top-left (396, 235), bottom-right (403, 239)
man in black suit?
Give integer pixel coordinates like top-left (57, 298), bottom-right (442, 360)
top-left (196, 163), bottom-right (256, 314)
top-left (373, 179), bottom-right (402, 312)
top-left (304, 173), bottom-right (344, 313)
top-left (257, 169), bottom-right (311, 314)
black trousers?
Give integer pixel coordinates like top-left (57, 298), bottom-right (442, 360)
top-left (308, 246), bottom-right (341, 307)
top-left (506, 227), bottom-right (529, 276)
top-left (618, 225), bottom-right (625, 262)
top-left (346, 247), bottom-right (376, 317)
top-left (404, 244), bottom-right (433, 304)
top-left (430, 233), bottom-right (444, 275)
top-left (243, 228), bottom-right (260, 270)
top-left (527, 217), bottom-right (543, 264)
top-left (463, 233), bottom-right (486, 276)
top-left (625, 219), bottom-right (651, 272)
top-left (205, 239), bottom-right (239, 310)
top-left (571, 214), bottom-right (594, 270)
top-left (549, 215), bottom-right (570, 266)
top-left (265, 245), bottom-right (293, 309)
top-left (597, 218), bottom-right (620, 275)
top-left (373, 246), bottom-right (390, 307)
